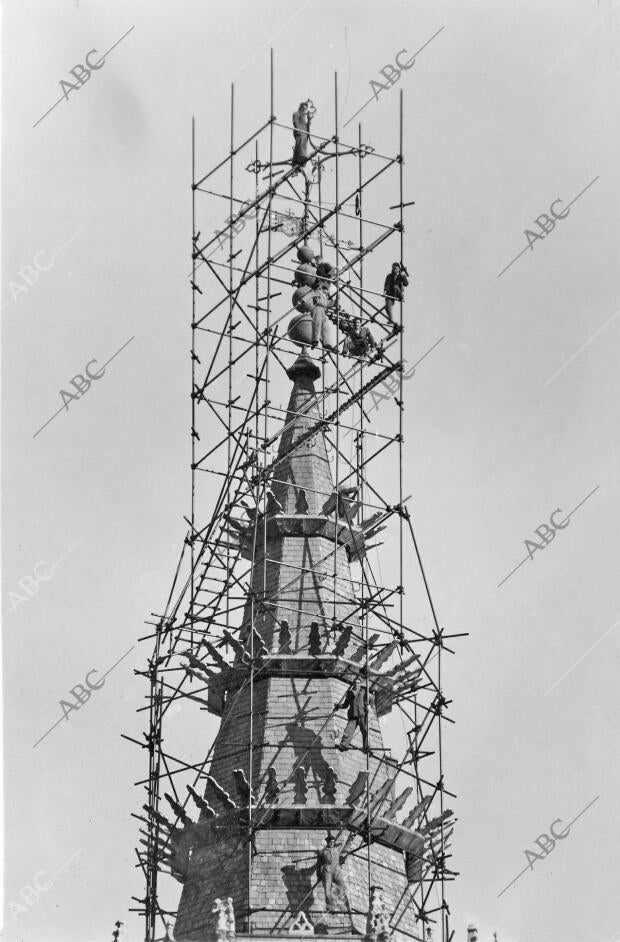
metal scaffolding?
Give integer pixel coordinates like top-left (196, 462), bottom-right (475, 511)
top-left (127, 50), bottom-right (460, 942)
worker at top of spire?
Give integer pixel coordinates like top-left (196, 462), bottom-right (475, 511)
top-left (292, 101), bottom-right (314, 167)
top-left (384, 261), bottom-right (409, 326)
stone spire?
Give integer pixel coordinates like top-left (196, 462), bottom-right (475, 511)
top-left (173, 356), bottom-right (420, 940)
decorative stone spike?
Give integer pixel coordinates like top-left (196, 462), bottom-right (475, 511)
top-left (232, 769), bottom-right (255, 806)
top-left (187, 784), bottom-right (216, 819)
top-left (401, 795), bottom-right (432, 829)
top-left (365, 885), bottom-right (393, 941)
top-left (203, 640), bottom-right (228, 670)
top-left (383, 786), bottom-right (413, 821)
top-left (221, 630), bottom-right (248, 662)
top-left (346, 771), bottom-right (369, 807)
top-left (351, 633), bottom-right (380, 662)
top-left (250, 627), bottom-right (268, 659)
top-left (422, 809), bottom-right (453, 833)
top-left (370, 777), bottom-right (396, 815)
top-left (164, 792), bottom-right (192, 825)
top-left (333, 623), bottom-right (352, 657)
top-left (266, 487), bottom-right (283, 515)
top-left (184, 650), bottom-right (213, 674)
top-left (205, 774), bottom-right (237, 810)
top-left (369, 639), bottom-right (399, 671)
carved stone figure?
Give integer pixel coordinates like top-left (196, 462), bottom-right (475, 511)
top-left (316, 833), bottom-right (349, 913)
top-left (212, 896), bottom-right (235, 941)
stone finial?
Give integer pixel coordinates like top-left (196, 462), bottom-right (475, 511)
top-left (212, 897), bottom-right (235, 940)
top-left (308, 621), bottom-right (322, 656)
top-left (293, 765), bottom-right (308, 804)
top-left (232, 769), bottom-right (255, 806)
top-left (264, 767), bottom-right (280, 804)
top-left (366, 885), bottom-right (392, 940)
top-left (295, 488), bottom-right (309, 514)
top-left (278, 620), bottom-right (292, 653)
top-left (323, 766), bottom-right (338, 804)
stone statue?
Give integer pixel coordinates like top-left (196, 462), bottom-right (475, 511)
top-left (316, 833), bottom-right (349, 913)
top-left (212, 897), bottom-right (235, 941)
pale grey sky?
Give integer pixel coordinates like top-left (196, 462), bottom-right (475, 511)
top-left (3, 1), bottom-right (620, 941)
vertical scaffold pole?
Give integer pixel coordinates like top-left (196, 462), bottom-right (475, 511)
top-left (191, 116), bottom-right (196, 647)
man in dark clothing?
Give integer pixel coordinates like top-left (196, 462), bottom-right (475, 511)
top-left (336, 678), bottom-right (375, 750)
top-left (384, 261), bottom-right (409, 324)
top-left (292, 101), bottom-right (313, 166)
top-left (342, 316), bottom-right (376, 358)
